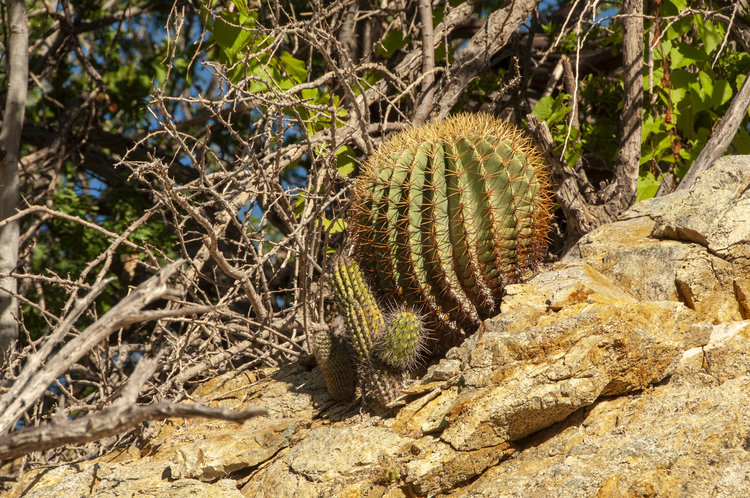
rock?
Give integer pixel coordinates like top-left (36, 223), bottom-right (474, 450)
top-left (7, 156), bottom-right (750, 497)
top-left (651, 155), bottom-right (750, 264)
top-left (460, 334), bottom-right (750, 497)
top-left (434, 300), bottom-right (708, 451)
top-left (7, 459), bottom-right (246, 498)
top-left (565, 155), bottom-right (750, 324)
top-left (242, 424), bottom-right (412, 497)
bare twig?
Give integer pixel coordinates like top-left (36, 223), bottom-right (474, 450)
top-left (0, 260), bottom-right (185, 435)
top-left (413, 0), bottom-right (436, 124)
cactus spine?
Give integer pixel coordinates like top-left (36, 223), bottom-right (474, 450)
top-left (349, 113), bottom-right (553, 334)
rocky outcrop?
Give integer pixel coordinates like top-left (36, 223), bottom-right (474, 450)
top-left (7, 156), bottom-right (750, 497)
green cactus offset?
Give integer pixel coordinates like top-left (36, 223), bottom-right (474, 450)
top-left (313, 329), bottom-right (356, 401)
top-left (378, 306), bottom-right (425, 371)
top-left (322, 113), bottom-right (553, 406)
top-left (329, 257), bottom-right (409, 405)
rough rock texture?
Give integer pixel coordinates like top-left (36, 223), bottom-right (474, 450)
top-left (6, 156), bottom-right (750, 497)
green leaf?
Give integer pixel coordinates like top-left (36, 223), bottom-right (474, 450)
top-left (336, 145), bottom-right (356, 177)
top-left (637, 172), bottom-right (660, 202)
top-left (695, 17), bottom-right (723, 54)
top-left (733, 128), bottom-right (750, 154)
top-left (662, 0), bottom-right (686, 13)
top-left (711, 79), bottom-right (732, 108)
top-left (294, 194), bottom-right (305, 217)
top-left (698, 71), bottom-right (714, 97)
top-left (666, 16), bottom-right (693, 37)
top-left (230, 0), bottom-right (251, 16)
top-left (641, 114), bottom-right (666, 140)
top-left (151, 61), bottom-right (166, 85)
top-left (301, 88), bottom-right (318, 100)
top-left (533, 94), bottom-right (571, 126)
top-left (667, 69), bottom-right (691, 102)
top-left (279, 51), bottom-right (307, 84)
top-left (376, 30), bottom-right (410, 59)
top-left (213, 11), bottom-right (257, 61)
top-left (739, 74), bottom-right (748, 97)
top-left (670, 42), bottom-right (709, 69)
top-left (533, 96), bottom-right (555, 121)
top-left (688, 85), bottom-right (711, 114)
top-left (322, 217), bottom-right (347, 234)
top-left (354, 70), bottom-right (384, 96)
top-left (434, 40), bottom-right (453, 64)
top-left (548, 104), bottom-right (571, 125)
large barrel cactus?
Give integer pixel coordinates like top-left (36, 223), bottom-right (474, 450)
top-left (319, 113), bottom-right (554, 406)
top-left (349, 113), bottom-right (553, 334)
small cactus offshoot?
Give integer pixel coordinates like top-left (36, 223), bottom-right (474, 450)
top-left (313, 329), bottom-right (356, 401)
top-left (329, 257), bottom-right (406, 405)
top-left (379, 307), bottom-right (425, 370)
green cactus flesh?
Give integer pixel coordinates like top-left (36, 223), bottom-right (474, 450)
top-left (313, 329), bottom-right (356, 401)
top-left (350, 113), bottom-right (553, 333)
top-left (379, 308), bottom-right (424, 370)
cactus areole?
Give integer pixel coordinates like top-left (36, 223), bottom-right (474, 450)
top-left (349, 113), bottom-right (554, 335)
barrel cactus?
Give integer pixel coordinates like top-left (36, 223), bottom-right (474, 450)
top-left (349, 113), bottom-right (553, 335)
top-left (320, 113), bottom-right (553, 406)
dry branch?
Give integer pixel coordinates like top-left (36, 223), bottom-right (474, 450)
top-left (0, 260), bottom-right (186, 435)
top-left (432, 0), bottom-right (539, 119)
top-left (0, 354), bottom-right (266, 461)
top-left (610, 0), bottom-right (643, 211)
top-left (413, 0), bottom-right (436, 124)
top-left (0, 0), bottom-right (29, 367)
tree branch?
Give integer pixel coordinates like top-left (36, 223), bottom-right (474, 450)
top-left (0, 0), bottom-right (28, 368)
top-left (611, 0), bottom-right (644, 211)
top-left (0, 260), bottom-right (185, 435)
top-left (413, 0), bottom-right (436, 124)
top-left (432, 0), bottom-right (539, 119)
top-left (0, 353), bottom-right (266, 461)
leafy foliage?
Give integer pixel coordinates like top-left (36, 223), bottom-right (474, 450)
top-left (531, 0), bottom-right (750, 200)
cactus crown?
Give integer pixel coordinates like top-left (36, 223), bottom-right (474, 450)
top-left (349, 113), bottom-right (553, 335)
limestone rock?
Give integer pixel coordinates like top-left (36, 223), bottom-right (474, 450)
top-left (650, 155), bottom-right (750, 263)
top-left (565, 155), bottom-right (750, 324)
top-left (460, 342), bottom-right (750, 497)
top-left (7, 156), bottom-right (750, 497)
top-left (8, 459), bottom-right (245, 498)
